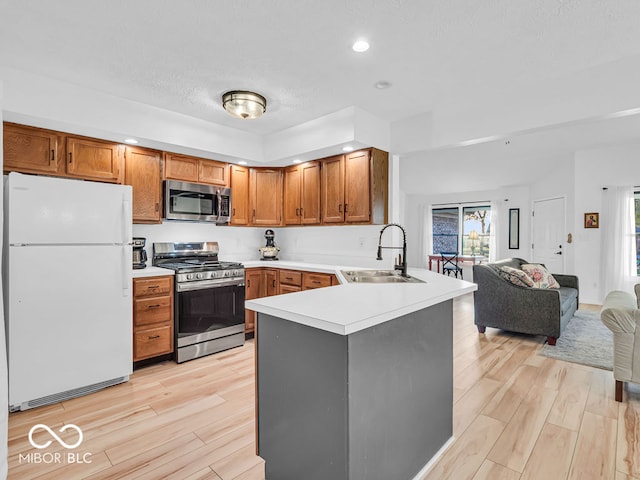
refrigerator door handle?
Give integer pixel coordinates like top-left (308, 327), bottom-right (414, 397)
top-left (122, 245), bottom-right (130, 297)
top-left (122, 198), bottom-right (132, 244)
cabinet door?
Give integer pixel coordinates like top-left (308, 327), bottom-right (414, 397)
top-left (164, 153), bottom-right (198, 182)
top-left (250, 168), bottom-right (283, 226)
top-left (3, 123), bottom-right (61, 175)
top-left (283, 165), bottom-right (301, 225)
top-left (301, 161), bottom-right (321, 225)
top-left (245, 269), bottom-right (263, 334)
top-left (198, 159), bottom-right (228, 186)
top-left (125, 146), bottom-right (162, 224)
top-left (321, 155), bottom-right (345, 224)
top-left (230, 164), bottom-right (250, 225)
top-left (264, 269), bottom-right (278, 296)
top-left (66, 137), bottom-right (123, 183)
top-left (344, 150), bottom-right (371, 223)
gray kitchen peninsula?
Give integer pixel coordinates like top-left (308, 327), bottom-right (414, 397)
top-left (246, 268), bottom-right (476, 480)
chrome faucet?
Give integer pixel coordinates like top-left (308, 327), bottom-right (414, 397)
top-left (376, 223), bottom-right (408, 277)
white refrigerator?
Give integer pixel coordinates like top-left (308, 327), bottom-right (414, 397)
top-left (4, 172), bottom-right (133, 411)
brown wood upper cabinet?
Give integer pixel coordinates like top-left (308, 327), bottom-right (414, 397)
top-left (3, 123), bottom-right (62, 175)
top-left (250, 168), bottom-right (283, 226)
top-left (164, 152), bottom-right (228, 186)
top-left (66, 136), bottom-right (124, 183)
top-left (284, 161), bottom-right (321, 225)
top-left (125, 146), bottom-right (163, 224)
top-left (230, 164), bottom-right (250, 225)
top-left (321, 148), bottom-right (388, 225)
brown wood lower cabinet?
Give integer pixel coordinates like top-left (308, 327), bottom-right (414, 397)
top-left (245, 267), bottom-right (338, 334)
top-left (133, 276), bottom-right (174, 362)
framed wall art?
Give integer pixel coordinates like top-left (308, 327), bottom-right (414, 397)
top-left (584, 212), bottom-right (599, 229)
top-left (508, 208), bottom-right (520, 249)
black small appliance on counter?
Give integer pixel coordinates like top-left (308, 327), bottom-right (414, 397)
top-left (132, 237), bottom-right (148, 269)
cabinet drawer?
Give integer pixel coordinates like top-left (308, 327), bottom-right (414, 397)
top-left (134, 325), bottom-right (172, 360)
top-left (279, 270), bottom-right (302, 286)
top-left (134, 277), bottom-right (172, 297)
top-left (279, 284), bottom-right (302, 295)
top-left (302, 272), bottom-right (332, 290)
top-left (134, 296), bottom-right (172, 326)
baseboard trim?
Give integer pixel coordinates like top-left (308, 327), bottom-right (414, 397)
top-left (411, 435), bottom-right (455, 480)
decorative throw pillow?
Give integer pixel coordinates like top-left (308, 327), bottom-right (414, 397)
top-left (521, 263), bottom-right (560, 289)
top-left (498, 266), bottom-right (535, 288)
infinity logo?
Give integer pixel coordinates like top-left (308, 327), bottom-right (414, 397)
top-left (28, 424), bottom-right (83, 450)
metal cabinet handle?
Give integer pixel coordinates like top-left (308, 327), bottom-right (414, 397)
top-left (272, 280), bottom-right (276, 287)
top-left (68, 152), bottom-right (73, 164)
top-left (148, 335), bottom-right (161, 340)
top-left (51, 149), bottom-right (55, 163)
top-left (344, 203), bottom-right (348, 213)
top-left (147, 285), bottom-right (159, 289)
top-left (147, 304), bottom-right (161, 309)
top-left (313, 280), bottom-right (321, 284)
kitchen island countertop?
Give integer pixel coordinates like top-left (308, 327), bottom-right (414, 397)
top-left (245, 266), bottom-right (476, 335)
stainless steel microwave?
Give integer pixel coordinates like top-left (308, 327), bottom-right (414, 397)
top-left (164, 180), bottom-right (231, 223)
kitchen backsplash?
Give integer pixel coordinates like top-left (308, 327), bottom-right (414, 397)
top-left (133, 223), bottom-right (396, 269)
top-left (132, 223), bottom-right (266, 263)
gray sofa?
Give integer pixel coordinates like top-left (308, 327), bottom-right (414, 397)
top-left (472, 258), bottom-right (579, 345)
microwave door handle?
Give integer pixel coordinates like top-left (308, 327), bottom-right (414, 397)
top-left (217, 189), bottom-right (222, 219)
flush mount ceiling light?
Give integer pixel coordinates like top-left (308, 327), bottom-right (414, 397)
top-left (222, 90), bottom-right (267, 120)
top-left (123, 138), bottom-right (139, 144)
top-left (342, 146), bottom-right (354, 152)
top-left (352, 40), bottom-right (370, 52)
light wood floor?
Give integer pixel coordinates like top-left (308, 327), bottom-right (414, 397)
top-left (7, 294), bottom-right (640, 479)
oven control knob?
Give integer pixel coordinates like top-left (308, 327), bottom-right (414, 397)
top-left (187, 273), bottom-right (194, 280)
top-left (224, 270), bottom-right (231, 277)
top-left (196, 273), bottom-right (204, 279)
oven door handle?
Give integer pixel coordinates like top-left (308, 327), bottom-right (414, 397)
top-left (176, 279), bottom-right (245, 292)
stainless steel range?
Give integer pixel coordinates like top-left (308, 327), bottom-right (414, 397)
top-left (153, 241), bottom-right (245, 363)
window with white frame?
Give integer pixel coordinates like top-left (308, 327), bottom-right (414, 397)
top-left (432, 205), bottom-right (492, 257)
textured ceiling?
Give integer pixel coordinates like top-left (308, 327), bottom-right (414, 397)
top-left (2, 0), bottom-right (640, 136)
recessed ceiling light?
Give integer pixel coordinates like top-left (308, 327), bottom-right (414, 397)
top-left (292, 159), bottom-right (302, 164)
top-left (374, 81), bottom-right (391, 90)
top-left (124, 138), bottom-right (138, 144)
top-left (342, 146), bottom-right (354, 152)
top-left (352, 40), bottom-right (370, 53)
top-left (238, 161), bottom-right (248, 165)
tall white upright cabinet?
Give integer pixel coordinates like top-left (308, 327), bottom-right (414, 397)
top-left (3, 172), bottom-right (133, 412)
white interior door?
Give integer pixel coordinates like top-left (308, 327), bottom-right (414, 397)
top-left (532, 197), bottom-right (565, 273)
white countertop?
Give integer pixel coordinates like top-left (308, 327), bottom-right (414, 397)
top-left (242, 260), bottom-right (346, 274)
top-left (132, 266), bottom-right (175, 278)
top-left (246, 266), bottom-right (476, 335)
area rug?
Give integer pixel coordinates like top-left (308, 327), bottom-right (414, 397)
top-left (538, 310), bottom-right (613, 370)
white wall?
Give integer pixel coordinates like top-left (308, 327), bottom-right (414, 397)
top-left (574, 143), bottom-right (640, 303)
top-left (0, 81), bottom-right (8, 480)
top-left (529, 154), bottom-right (576, 274)
top-left (132, 223), bottom-right (266, 263)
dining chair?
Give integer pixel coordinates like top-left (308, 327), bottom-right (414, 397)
top-left (440, 252), bottom-right (463, 279)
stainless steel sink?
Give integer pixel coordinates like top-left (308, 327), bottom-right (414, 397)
top-left (340, 270), bottom-right (425, 284)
